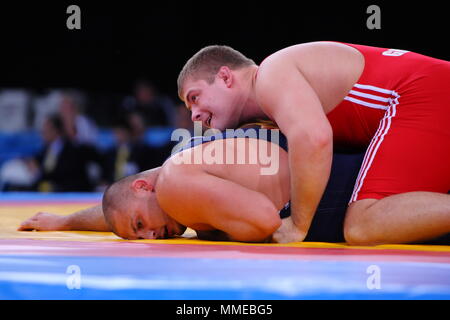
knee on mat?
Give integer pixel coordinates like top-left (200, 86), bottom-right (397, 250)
top-left (344, 220), bottom-right (371, 245)
top-left (343, 200), bottom-right (378, 246)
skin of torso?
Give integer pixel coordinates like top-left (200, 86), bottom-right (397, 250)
top-left (160, 138), bottom-right (290, 231)
top-left (259, 41), bottom-right (365, 114)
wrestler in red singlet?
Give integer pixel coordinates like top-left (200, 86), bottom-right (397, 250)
top-left (326, 43), bottom-right (450, 203)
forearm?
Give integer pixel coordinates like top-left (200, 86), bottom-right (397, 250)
top-left (289, 138), bottom-right (333, 232)
top-left (63, 205), bottom-right (111, 231)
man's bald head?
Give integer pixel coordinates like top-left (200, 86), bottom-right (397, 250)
top-left (102, 174), bottom-right (134, 233)
top-left (102, 169), bottom-right (160, 236)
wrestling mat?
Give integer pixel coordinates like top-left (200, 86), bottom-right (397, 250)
top-left (1, 193), bottom-right (450, 300)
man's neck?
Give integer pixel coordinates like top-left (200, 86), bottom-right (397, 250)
top-left (238, 65), bottom-right (268, 124)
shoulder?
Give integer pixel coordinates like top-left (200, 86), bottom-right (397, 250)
top-left (157, 157), bottom-right (194, 189)
top-left (155, 161), bottom-right (196, 221)
top-left (254, 41), bottom-right (360, 104)
top-left (253, 43), bottom-right (321, 112)
top-left (156, 159), bottom-right (212, 226)
top-left (254, 43), bottom-right (321, 90)
top-left (155, 155), bottom-right (207, 205)
top-left (256, 41), bottom-right (352, 78)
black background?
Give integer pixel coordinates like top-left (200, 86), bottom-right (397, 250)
top-left (0, 1), bottom-right (448, 98)
top-left (0, 300), bottom-right (444, 314)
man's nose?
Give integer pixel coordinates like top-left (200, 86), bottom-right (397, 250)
top-left (191, 109), bottom-right (205, 123)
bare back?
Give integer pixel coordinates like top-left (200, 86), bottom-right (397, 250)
top-left (158, 138), bottom-right (290, 230)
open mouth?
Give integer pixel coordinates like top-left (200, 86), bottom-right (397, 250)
top-left (206, 115), bottom-right (212, 128)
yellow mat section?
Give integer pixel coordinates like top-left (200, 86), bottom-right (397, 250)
top-left (0, 203), bottom-right (121, 242)
top-left (1, 202), bottom-right (450, 252)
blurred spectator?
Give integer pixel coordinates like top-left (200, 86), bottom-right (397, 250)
top-left (101, 114), bottom-right (168, 185)
top-left (102, 118), bottom-right (139, 184)
top-left (121, 79), bottom-right (176, 127)
top-left (0, 89), bottom-right (31, 133)
top-left (32, 89), bottom-right (63, 132)
top-left (103, 118), bottom-right (150, 184)
top-left (31, 88), bottom-right (99, 145)
top-left (126, 112), bottom-right (174, 169)
top-left (0, 86), bottom-right (181, 192)
top-left (29, 114), bottom-right (96, 192)
top-left (59, 89), bottom-right (99, 146)
top-left (0, 158), bottom-right (37, 191)
top-left (127, 111), bottom-right (147, 143)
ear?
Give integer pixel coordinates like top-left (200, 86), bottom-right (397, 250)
top-left (131, 179), bottom-right (154, 195)
top-left (217, 66), bottom-right (233, 88)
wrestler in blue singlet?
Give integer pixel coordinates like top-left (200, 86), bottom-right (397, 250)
top-left (174, 128), bottom-right (450, 244)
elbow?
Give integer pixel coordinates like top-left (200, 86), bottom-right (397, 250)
top-left (309, 120), bottom-right (333, 148)
top-left (289, 125), bottom-right (333, 150)
top-left (257, 206), bottom-right (282, 239)
top-left (261, 217), bottom-right (282, 239)
top-left (228, 202), bottom-right (281, 243)
top-left (243, 207), bottom-right (281, 242)
top-left (314, 127), bottom-right (333, 149)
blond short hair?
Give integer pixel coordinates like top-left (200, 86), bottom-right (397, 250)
top-left (177, 45), bottom-right (255, 99)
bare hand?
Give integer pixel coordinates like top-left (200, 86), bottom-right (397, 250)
top-left (272, 217), bottom-right (307, 243)
top-left (18, 212), bottom-right (69, 231)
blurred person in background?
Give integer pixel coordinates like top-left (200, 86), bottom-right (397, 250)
top-left (101, 117), bottom-right (145, 185)
top-left (127, 111), bottom-right (147, 144)
top-left (59, 89), bottom-right (105, 188)
top-left (121, 79), bottom-right (176, 127)
top-left (59, 89), bottom-right (99, 146)
top-left (101, 112), bottom-right (171, 187)
top-left (28, 113), bottom-right (94, 192)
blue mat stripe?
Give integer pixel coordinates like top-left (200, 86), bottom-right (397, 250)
top-left (1, 255), bottom-right (450, 299)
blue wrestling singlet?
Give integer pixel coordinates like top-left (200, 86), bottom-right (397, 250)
top-left (175, 127), bottom-right (288, 153)
top-left (171, 128), bottom-right (450, 244)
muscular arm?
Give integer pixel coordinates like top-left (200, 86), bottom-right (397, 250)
top-left (156, 163), bottom-right (281, 242)
top-left (18, 205), bottom-right (111, 232)
top-left (256, 55), bottom-right (333, 240)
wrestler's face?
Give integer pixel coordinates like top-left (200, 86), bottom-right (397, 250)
top-left (112, 179), bottom-right (186, 240)
top-left (181, 70), bottom-right (243, 130)
top-left (125, 196), bottom-right (185, 240)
